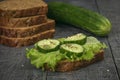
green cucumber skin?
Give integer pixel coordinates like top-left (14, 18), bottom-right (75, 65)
top-left (60, 47), bottom-right (83, 57)
top-left (60, 44), bottom-right (83, 60)
top-left (60, 44), bottom-right (83, 56)
top-left (36, 39), bottom-right (60, 53)
top-left (37, 45), bottom-right (60, 53)
top-left (63, 37), bottom-right (87, 45)
top-left (48, 2), bottom-right (111, 36)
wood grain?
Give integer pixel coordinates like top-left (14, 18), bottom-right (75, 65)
top-left (96, 0), bottom-right (120, 79)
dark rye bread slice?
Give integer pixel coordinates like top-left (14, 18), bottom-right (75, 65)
top-left (0, 19), bottom-right (55, 38)
top-left (45, 50), bottom-right (104, 72)
top-left (0, 15), bottom-right (47, 27)
top-left (0, 0), bottom-right (47, 18)
top-left (0, 29), bottom-right (55, 47)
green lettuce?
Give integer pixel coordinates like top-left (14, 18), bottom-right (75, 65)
top-left (26, 36), bottom-right (107, 71)
top-left (26, 49), bottom-right (64, 71)
top-left (81, 37), bottom-right (107, 60)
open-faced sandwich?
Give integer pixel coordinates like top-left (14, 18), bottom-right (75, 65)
top-left (26, 33), bottom-right (107, 72)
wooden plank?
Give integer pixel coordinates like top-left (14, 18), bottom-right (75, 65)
top-left (0, 45), bottom-right (47, 80)
top-left (96, 0), bottom-right (120, 79)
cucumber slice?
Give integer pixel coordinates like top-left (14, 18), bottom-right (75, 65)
top-left (64, 33), bottom-right (87, 45)
top-left (60, 43), bottom-right (84, 59)
top-left (37, 39), bottom-right (60, 53)
top-left (60, 43), bottom-right (83, 54)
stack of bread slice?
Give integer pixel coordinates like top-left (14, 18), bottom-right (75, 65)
top-left (0, 0), bottom-right (55, 47)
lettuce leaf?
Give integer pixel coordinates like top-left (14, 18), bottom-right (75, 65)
top-left (83, 36), bottom-right (107, 53)
top-left (81, 37), bottom-right (107, 60)
top-left (26, 49), bottom-right (64, 71)
top-left (26, 36), bottom-right (107, 71)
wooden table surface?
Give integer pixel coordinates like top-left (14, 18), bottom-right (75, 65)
top-left (0, 0), bottom-right (120, 80)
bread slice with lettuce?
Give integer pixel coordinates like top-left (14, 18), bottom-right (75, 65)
top-left (26, 33), bottom-right (107, 72)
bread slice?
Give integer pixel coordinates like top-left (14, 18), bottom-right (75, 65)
top-left (0, 0), bottom-right (48, 18)
top-left (0, 19), bottom-right (55, 38)
top-left (0, 29), bottom-right (55, 47)
top-left (45, 50), bottom-right (104, 72)
top-left (0, 15), bottom-right (47, 27)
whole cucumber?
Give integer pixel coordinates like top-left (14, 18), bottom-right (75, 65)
top-left (48, 2), bottom-right (111, 36)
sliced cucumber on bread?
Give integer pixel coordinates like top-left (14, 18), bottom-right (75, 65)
top-left (60, 43), bottom-right (84, 60)
top-left (26, 33), bottom-right (107, 72)
top-left (60, 43), bottom-right (83, 54)
top-left (36, 39), bottom-right (60, 53)
top-left (63, 33), bottom-right (87, 45)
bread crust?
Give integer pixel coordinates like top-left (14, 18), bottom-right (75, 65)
top-left (0, 0), bottom-right (48, 17)
top-left (0, 19), bottom-right (55, 38)
top-left (0, 29), bottom-right (55, 47)
top-left (45, 50), bottom-right (104, 72)
top-left (0, 15), bottom-right (47, 27)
